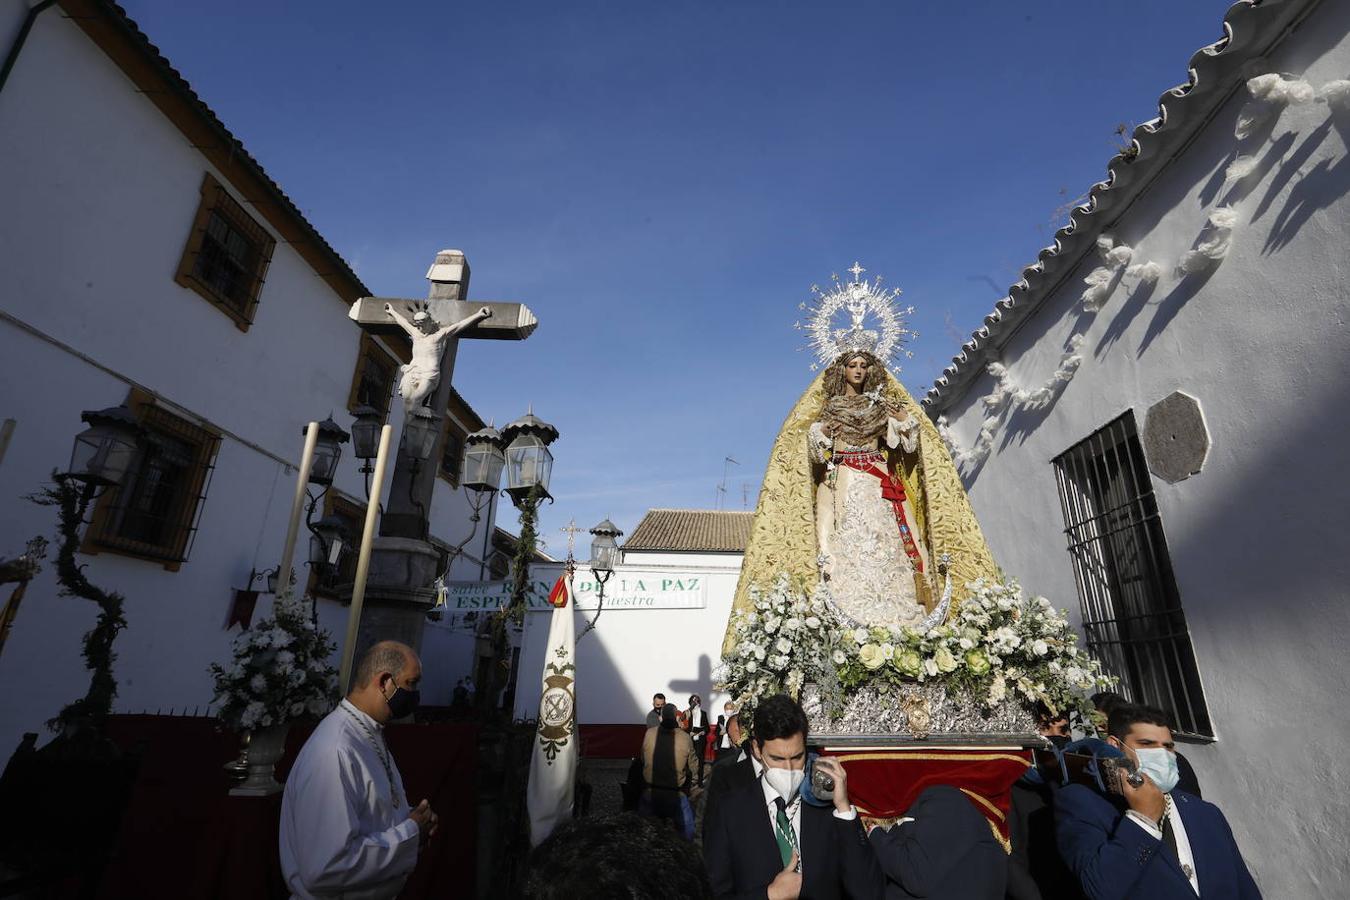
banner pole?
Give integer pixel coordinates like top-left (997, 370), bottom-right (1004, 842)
top-left (339, 424), bottom-right (393, 693)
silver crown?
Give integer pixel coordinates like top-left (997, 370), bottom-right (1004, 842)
top-left (795, 262), bottom-right (916, 372)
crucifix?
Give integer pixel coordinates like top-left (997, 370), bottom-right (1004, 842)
top-left (560, 519), bottom-right (582, 563)
top-left (348, 249), bottom-right (538, 542)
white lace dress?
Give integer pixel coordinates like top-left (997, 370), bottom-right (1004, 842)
top-left (810, 414), bottom-right (929, 630)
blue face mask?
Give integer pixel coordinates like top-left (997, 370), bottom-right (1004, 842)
top-left (1134, 747), bottom-right (1180, 793)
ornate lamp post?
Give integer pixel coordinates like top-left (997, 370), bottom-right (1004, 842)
top-left (426, 423), bottom-right (506, 622)
top-left (66, 405), bottom-right (141, 500)
top-left (305, 417), bottom-right (349, 487)
top-left (401, 407), bottom-right (441, 470)
top-left (501, 409), bottom-right (558, 509)
top-left (580, 518), bottom-right (623, 639)
top-left (350, 405), bottom-right (385, 497)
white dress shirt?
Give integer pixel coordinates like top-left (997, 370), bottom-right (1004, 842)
top-left (279, 700), bottom-right (420, 899)
top-left (1126, 794), bottom-right (1199, 895)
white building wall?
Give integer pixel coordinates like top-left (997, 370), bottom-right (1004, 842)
top-left (937, 5), bottom-right (1350, 896)
top-left (0, 6), bottom-right (499, 753)
top-left (512, 550), bottom-right (742, 725)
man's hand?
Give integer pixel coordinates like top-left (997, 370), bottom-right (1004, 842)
top-left (476, 305), bottom-right (493, 320)
top-left (767, 850), bottom-right (802, 900)
top-left (814, 756), bottom-right (851, 814)
top-left (409, 798), bottom-right (439, 842)
top-left (1121, 770), bottom-right (1165, 824)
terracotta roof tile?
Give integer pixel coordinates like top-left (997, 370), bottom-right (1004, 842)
top-left (622, 509), bottom-right (753, 553)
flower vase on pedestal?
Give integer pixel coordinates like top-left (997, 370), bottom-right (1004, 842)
top-left (229, 723), bottom-right (290, 797)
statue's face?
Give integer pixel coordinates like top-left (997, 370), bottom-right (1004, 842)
top-left (843, 355), bottom-right (870, 389)
top-left (413, 313), bottom-right (434, 333)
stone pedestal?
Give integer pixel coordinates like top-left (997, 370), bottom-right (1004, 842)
top-left (343, 537), bottom-right (441, 680)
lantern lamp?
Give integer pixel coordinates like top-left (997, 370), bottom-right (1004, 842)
top-left (67, 405), bottom-right (141, 487)
top-left (305, 416), bottom-right (350, 487)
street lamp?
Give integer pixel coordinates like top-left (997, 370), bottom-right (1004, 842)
top-left (67, 405), bottom-right (141, 489)
top-left (581, 518), bottom-right (623, 639)
top-left (500, 409), bottom-right (558, 508)
top-left (305, 417), bottom-right (350, 487)
top-left (462, 423), bottom-right (506, 493)
top-left (349, 405), bottom-right (384, 471)
top-left (309, 515), bottom-right (347, 575)
top-left (402, 407), bottom-right (441, 466)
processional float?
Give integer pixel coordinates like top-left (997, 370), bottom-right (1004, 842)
top-left (718, 263), bottom-right (1113, 848)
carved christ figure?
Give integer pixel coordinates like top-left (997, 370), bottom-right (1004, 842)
top-left (383, 303), bottom-right (492, 412)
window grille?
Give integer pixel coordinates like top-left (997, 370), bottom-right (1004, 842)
top-left (1052, 412), bottom-right (1212, 737)
top-left (348, 334), bottom-right (398, 421)
top-left (175, 173), bottom-right (275, 329)
top-left (440, 426), bottom-right (464, 488)
top-left (89, 401), bottom-right (219, 567)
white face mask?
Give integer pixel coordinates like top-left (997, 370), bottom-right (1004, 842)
top-left (763, 765), bottom-right (806, 802)
top-left (1133, 747), bottom-right (1180, 793)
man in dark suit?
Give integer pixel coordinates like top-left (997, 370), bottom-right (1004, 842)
top-left (1056, 704), bottom-right (1260, 899)
top-left (702, 694), bottom-right (882, 900)
top-left (702, 718), bottom-right (755, 833)
top-left (867, 785), bottom-right (1006, 899)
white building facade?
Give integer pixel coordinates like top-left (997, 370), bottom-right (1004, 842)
top-left (925, 1), bottom-right (1349, 895)
top-left (0, 0), bottom-right (501, 752)
top-left (512, 509), bottom-right (751, 726)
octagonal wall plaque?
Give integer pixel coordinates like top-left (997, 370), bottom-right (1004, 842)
top-left (1142, 391), bottom-right (1210, 484)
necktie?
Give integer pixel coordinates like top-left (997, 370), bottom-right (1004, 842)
top-left (773, 797), bottom-right (798, 868)
top-left (1160, 811), bottom-right (1180, 863)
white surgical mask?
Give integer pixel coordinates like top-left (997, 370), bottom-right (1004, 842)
top-left (1133, 747), bottom-right (1180, 793)
top-left (763, 766), bottom-right (805, 802)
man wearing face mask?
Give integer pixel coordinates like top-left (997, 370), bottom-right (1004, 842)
top-left (279, 641), bottom-right (438, 900)
top-left (1054, 704), bottom-right (1260, 899)
top-left (702, 693), bottom-right (882, 900)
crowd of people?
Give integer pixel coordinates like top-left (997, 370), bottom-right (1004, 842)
top-left (270, 641), bottom-right (1260, 899)
top-left (567, 689), bottom-right (1260, 899)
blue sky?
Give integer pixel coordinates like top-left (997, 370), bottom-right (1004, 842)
top-left (122, 0), bottom-right (1235, 552)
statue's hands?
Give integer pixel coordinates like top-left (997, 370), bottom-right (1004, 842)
top-left (476, 305), bottom-right (493, 320)
top-left (383, 302), bottom-right (395, 315)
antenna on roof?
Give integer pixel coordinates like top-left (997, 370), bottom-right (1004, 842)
top-left (716, 456), bottom-right (739, 510)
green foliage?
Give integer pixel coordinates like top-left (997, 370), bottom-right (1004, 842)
top-left (28, 476), bottom-right (127, 733)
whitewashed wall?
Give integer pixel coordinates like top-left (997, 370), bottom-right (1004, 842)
top-left (936, 5), bottom-right (1350, 896)
top-left (0, 5), bottom-right (498, 754)
top-left (512, 550), bottom-right (743, 725)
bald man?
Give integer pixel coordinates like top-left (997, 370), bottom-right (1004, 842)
top-left (279, 641), bottom-right (439, 899)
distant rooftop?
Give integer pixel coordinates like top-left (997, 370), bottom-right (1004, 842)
top-left (623, 509), bottom-right (753, 553)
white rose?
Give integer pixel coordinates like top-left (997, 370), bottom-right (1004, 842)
top-left (934, 647), bottom-right (958, 673)
top-left (1032, 640), bottom-right (1049, 657)
top-left (858, 644), bottom-right (886, 670)
top-left (805, 616), bottom-right (821, 630)
top-left (785, 617), bottom-right (801, 631)
top-left (923, 658), bottom-right (940, 678)
top-left (853, 628), bottom-right (870, 645)
top-left (753, 646), bottom-right (766, 661)
top-left (832, 649), bottom-right (847, 665)
top-left (776, 637), bottom-right (793, 654)
top-left (880, 643), bottom-right (896, 661)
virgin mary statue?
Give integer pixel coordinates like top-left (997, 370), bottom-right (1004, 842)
top-left (724, 264), bottom-right (1000, 649)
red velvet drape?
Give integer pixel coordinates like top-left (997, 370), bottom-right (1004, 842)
top-left (91, 714), bottom-right (479, 900)
top-left (823, 747), bottom-right (1033, 844)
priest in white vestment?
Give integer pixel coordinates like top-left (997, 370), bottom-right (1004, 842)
top-left (280, 641), bottom-right (438, 900)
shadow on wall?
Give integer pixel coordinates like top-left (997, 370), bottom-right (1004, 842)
top-left (521, 614), bottom-right (720, 728)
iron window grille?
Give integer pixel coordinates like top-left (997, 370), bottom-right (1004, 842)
top-left (87, 397), bottom-right (219, 569)
top-left (175, 173), bottom-right (276, 330)
top-left (1052, 412), bottom-right (1213, 738)
top-left (347, 334), bottom-right (398, 422)
top-left (439, 426), bottom-right (465, 488)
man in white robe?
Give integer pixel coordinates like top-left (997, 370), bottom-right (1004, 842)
top-left (280, 641), bottom-right (438, 899)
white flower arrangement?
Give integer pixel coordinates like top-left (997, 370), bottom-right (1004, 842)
top-left (720, 575), bottom-right (1114, 724)
top-left (717, 575), bottom-right (844, 716)
top-left (209, 593), bottom-right (339, 731)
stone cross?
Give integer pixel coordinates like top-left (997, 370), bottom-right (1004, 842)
top-left (348, 249), bottom-right (538, 540)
